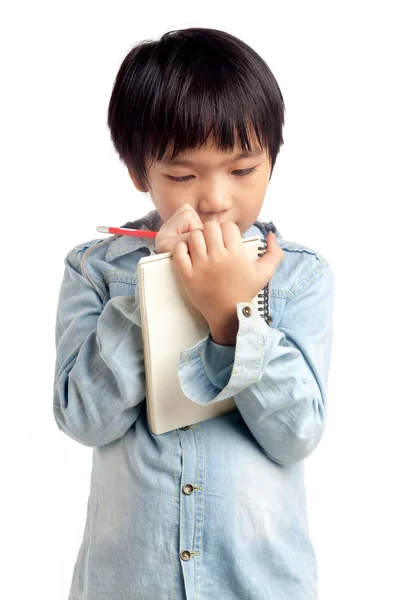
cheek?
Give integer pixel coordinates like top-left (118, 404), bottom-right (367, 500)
top-left (152, 191), bottom-right (193, 223)
top-left (254, 169), bottom-right (270, 188)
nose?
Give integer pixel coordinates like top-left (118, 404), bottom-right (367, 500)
top-left (197, 180), bottom-right (232, 215)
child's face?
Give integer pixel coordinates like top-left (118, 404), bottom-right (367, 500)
top-left (128, 127), bottom-right (272, 236)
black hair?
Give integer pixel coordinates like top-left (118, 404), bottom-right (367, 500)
top-left (107, 27), bottom-right (285, 189)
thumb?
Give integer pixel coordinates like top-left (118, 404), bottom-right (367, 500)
top-left (253, 232), bottom-right (284, 286)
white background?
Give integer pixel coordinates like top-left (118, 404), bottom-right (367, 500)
top-left (1, 1), bottom-right (399, 598)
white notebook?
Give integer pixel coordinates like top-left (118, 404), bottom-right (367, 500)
top-left (137, 235), bottom-right (267, 435)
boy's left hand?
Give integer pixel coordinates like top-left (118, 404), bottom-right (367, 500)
top-left (172, 221), bottom-right (284, 344)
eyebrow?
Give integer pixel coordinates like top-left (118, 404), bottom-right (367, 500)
top-left (159, 148), bottom-right (265, 166)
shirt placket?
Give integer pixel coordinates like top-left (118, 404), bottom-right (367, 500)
top-left (176, 423), bottom-right (206, 600)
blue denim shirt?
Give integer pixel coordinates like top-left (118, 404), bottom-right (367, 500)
top-left (53, 210), bottom-right (335, 600)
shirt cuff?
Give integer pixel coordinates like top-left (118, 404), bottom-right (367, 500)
top-left (177, 302), bottom-right (269, 405)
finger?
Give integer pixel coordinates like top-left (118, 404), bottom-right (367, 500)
top-left (186, 228), bottom-right (208, 264)
top-left (254, 232), bottom-right (284, 284)
top-left (174, 211), bottom-right (203, 236)
top-left (220, 221), bottom-right (244, 254)
top-left (172, 203), bottom-right (203, 233)
top-left (265, 232), bottom-right (282, 254)
top-left (201, 221), bottom-right (225, 256)
top-left (173, 202), bottom-right (197, 218)
top-left (172, 240), bottom-right (192, 275)
top-left (265, 233), bottom-right (284, 266)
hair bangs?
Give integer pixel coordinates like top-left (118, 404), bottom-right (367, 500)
top-left (149, 82), bottom-right (267, 166)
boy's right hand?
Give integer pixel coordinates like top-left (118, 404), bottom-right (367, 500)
top-left (155, 203), bottom-right (204, 254)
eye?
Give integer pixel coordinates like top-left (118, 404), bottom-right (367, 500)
top-left (232, 167), bottom-right (258, 177)
top-left (168, 167), bottom-right (258, 183)
top-left (168, 174), bottom-right (194, 183)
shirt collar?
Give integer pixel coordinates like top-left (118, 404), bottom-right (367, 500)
top-left (105, 210), bottom-right (274, 263)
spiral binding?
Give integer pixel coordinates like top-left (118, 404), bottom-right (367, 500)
top-left (257, 238), bottom-right (272, 326)
top-left (256, 220), bottom-right (278, 327)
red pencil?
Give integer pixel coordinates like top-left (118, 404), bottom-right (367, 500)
top-left (96, 226), bottom-right (157, 239)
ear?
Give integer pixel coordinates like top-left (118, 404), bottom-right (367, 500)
top-left (127, 168), bottom-right (149, 193)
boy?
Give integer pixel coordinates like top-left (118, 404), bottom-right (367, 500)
top-left (53, 27), bottom-right (335, 600)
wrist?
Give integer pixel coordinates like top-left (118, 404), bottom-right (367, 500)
top-left (209, 317), bottom-right (239, 346)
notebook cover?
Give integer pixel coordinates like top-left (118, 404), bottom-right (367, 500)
top-left (137, 235), bottom-right (265, 435)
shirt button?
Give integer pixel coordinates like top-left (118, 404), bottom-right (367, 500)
top-left (180, 550), bottom-right (191, 561)
top-left (183, 483), bottom-right (194, 495)
top-left (179, 425), bottom-right (191, 430)
top-left (242, 305), bottom-right (252, 317)
top-left (267, 313), bottom-right (273, 325)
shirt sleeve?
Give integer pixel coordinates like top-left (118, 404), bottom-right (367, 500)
top-left (53, 245), bottom-right (146, 447)
top-left (177, 262), bottom-right (335, 466)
